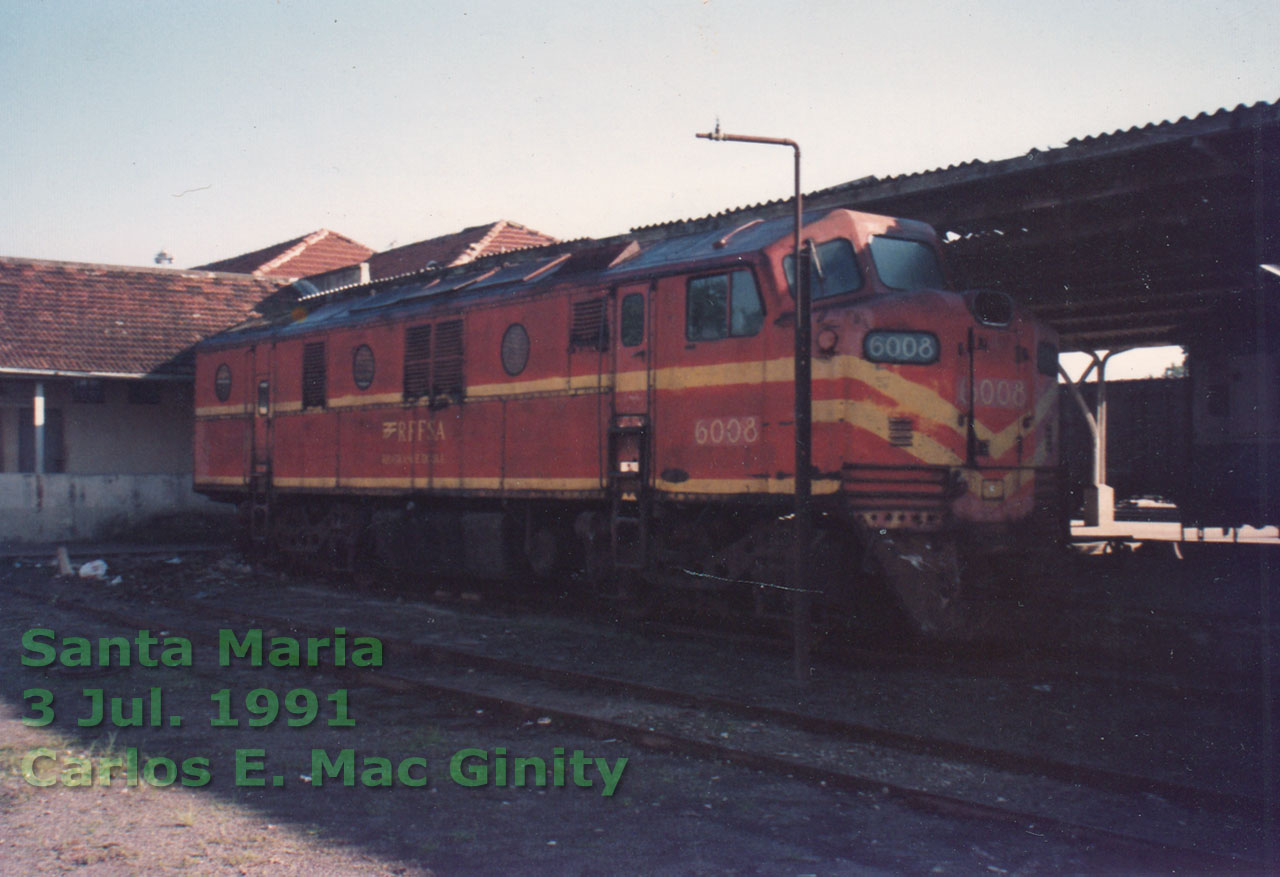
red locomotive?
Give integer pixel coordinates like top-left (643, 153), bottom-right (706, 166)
top-left (194, 207), bottom-right (1063, 637)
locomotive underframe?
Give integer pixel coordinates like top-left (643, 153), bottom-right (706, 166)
top-left (233, 468), bottom-right (1061, 638)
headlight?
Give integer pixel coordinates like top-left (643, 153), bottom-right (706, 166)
top-left (863, 330), bottom-right (939, 364)
top-left (969, 290), bottom-right (1013, 326)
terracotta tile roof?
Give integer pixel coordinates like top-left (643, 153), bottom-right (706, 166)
top-left (368, 220), bottom-right (557, 280)
top-left (195, 229), bottom-right (374, 279)
top-left (0, 258), bottom-right (282, 378)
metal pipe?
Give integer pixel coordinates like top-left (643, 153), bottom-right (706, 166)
top-left (697, 125), bottom-right (812, 682)
top-left (1095, 355), bottom-right (1108, 486)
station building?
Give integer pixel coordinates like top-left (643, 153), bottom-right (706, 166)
top-left (0, 259), bottom-right (281, 545)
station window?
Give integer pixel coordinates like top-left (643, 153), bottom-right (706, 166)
top-left (784, 239), bottom-right (863, 300)
top-left (127, 382), bottom-right (161, 404)
top-left (302, 342), bottom-right (326, 410)
top-left (686, 269), bottom-right (763, 341)
top-left (72, 379), bottom-right (105, 403)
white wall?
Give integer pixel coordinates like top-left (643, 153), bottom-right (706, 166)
top-left (0, 473), bottom-right (233, 546)
top-left (0, 378), bottom-right (193, 475)
top-left (0, 377), bottom-right (236, 545)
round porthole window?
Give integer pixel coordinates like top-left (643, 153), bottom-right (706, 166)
top-left (501, 324), bottom-right (530, 376)
top-left (214, 363), bottom-right (232, 402)
top-left (352, 344), bottom-right (375, 390)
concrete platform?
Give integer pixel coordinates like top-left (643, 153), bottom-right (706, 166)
top-left (1071, 520), bottom-right (1280, 545)
top-left (0, 541), bottom-right (230, 560)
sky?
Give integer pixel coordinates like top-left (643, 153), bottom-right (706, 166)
top-left (2, 0), bottom-right (1276, 375)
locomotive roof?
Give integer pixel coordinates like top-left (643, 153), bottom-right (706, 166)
top-left (199, 208), bottom-right (888, 348)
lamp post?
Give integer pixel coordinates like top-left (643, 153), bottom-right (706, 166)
top-left (696, 124), bottom-right (812, 682)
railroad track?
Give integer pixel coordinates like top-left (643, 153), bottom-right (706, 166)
top-left (350, 567), bottom-right (1273, 713)
top-left (7, 577), bottom-right (1266, 870)
top-left (617, 606), bottom-right (1269, 710)
top-left (367, 553), bottom-right (1276, 709)
top-left (188, 546), bottom-right (1276, 705)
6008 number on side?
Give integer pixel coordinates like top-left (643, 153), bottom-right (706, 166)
top-left (694, 417), bottom-right (759, 446)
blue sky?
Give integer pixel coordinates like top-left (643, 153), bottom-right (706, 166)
top-left (3, 0), bottom-right (1276, 266)
top-left (1, 1), bottom-right (1276, 373)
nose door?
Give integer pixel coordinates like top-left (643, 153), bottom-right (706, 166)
top-left (247, 343), bottom-right (275, 541)
top-left (963, 322), bottom-right (1035, 469)
top-left (251, 345), bottom-right (273, 477)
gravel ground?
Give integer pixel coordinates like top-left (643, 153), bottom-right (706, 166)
top-left (174, 553), bottom-right (1269, 800)
top-left (1, 551), bottom-right (1272, 874)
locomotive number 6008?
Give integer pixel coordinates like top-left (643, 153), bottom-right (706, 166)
top-left (694, 417), bottom-right (759, 446)
top-left (957, 378), bottom-right (1028, 409)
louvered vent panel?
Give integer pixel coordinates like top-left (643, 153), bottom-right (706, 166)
top-left (888, 417), bottom-right (914, 447)
top-left (403, 324), bottom-right (432, 400)
top-left (302, 341), bottom-right (326, 409)
top-left (432, 319), bottom-right (464, 399)
top-left (570, 298), bottom-right (608, 351)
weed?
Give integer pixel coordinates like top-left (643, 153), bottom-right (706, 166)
top-left (174, 801), bottom-right (199, 827)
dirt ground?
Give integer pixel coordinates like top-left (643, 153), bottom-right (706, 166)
top-left (0, 554), bottom-right (1257, 874)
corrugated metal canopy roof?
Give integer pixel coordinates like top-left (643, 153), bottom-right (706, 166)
top-left (212, 99), bottom-right (1280, 354)
top-left (640, 99), bottom-right (1280, 351)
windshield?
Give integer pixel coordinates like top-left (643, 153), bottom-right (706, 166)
top-left (783, 238), bottom-right (864, 300)
top-left (868, 236), bottom-right (948, 290)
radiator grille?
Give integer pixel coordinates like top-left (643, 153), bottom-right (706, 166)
top-left (888, 417), bottom-right (914, 447)
top-left (432, 319), bottom-right (464, 399)
top-left (570, 298), bottom-right (609, 351)
top-left (302, 342), bottom-right (326, 409)
top-left (403, 324), bottom-right (432, 400)
top-left (841, 464), bottom-right (950, 512)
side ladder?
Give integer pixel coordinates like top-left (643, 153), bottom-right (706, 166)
top-left (608, 414), bottom-right (649, 571)
top-left (248, 462), bottom-right (271, 545)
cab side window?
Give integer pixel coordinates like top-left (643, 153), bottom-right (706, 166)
top-left (620, 293), bottom-right (645, 346)
top-left (686, 269), bottom-right (763, 341)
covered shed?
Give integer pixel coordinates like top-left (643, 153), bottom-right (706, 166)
top-left (0, 258), bottom-right (279, 545)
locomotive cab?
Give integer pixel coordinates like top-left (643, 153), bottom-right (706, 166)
top-left (759, 210), bottom-right (1063, 632)
top-left (759, 211), bottom-right (1060, 523)
top-left (632, 208), bottom-right (1062, 635)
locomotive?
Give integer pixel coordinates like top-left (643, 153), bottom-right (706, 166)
top-left (194, 207), bottom-right (1063, 637)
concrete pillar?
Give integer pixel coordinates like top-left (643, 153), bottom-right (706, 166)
top-left (1083, 352), bottom-right (1116, 527)
top-left (1062, 351), bottom-right (1120, 527)
top-left (33, 381), bottom-right (45, 475)
top-left (1083, 484), bottom-right (1115, 527)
